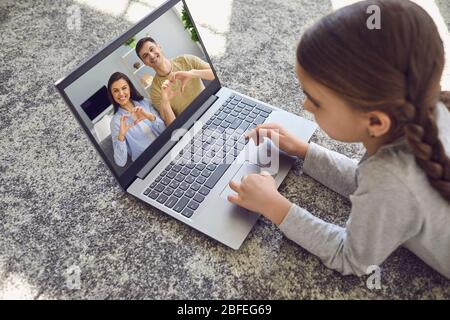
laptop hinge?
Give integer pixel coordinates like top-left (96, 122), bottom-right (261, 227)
top-left (136, 94), bottom-right (219, 180)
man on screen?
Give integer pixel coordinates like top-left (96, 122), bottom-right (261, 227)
top-left (136, 37), bottom-right (215, 118)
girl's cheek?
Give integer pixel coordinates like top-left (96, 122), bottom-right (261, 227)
top-left (303, 100), bottom-right (314, 113)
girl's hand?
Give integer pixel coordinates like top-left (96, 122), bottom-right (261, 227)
top-left (227, 171), bottom-right (292, 225)
top-left (246, 123), bottom-right (309, 159)
top-left (118, 115), bottom-right (134, 141)
top-left (133, 106), bottom-right (156, 122)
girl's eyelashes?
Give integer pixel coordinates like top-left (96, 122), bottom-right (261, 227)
top-left (301, 89), bottom-right (321, 108)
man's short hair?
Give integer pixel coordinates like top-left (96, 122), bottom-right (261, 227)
top-left (135, 36), bottom-right (156, 61)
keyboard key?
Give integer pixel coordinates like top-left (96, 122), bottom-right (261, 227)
top-left (148, 190), bottom-right (159, 200)
top-left (180, 181), bottom-right (190, 191)
top-left (238, 120), bottom-right (251, 132)
top-left (248, 112), bottom-right (258, 119)
top-left (173, 196), bottom-right (190, 213)
top-left (229, 118), bottom-right (242, 130)
top-left (186, 163), bottom-right (195, 169)
top-left (242, 98), bottom-right (256, 107)
top-left (181, 208), bottom-right (194, 218)
top-left (190, 182), bottom-right (201, 191)
top-left (185, 176), bottom-right (195, 184)
top-left (196, 176), bottom-right (206, 184)
top-left (195, 164), bottom-right (206, 171)
top-left (169, 181), bottom-right (178, 189)
top-left (167, 171), bottom-right (176, 179)
top-left (188, 201), bottom-right (199, 210)
top-left (199, 186), bottom-right (211, 196)
top-left (185, 189), bottom-right (195, 198)
top-left (260, 111), bottom-right (269, 118)
top-left (236, 142), bottom-right (245, 151)
top-left (144, 188), bottom-right (151, 196)
top-left (224, 115), bottom-right (235, 123)
top-left (194, 193), bottom-right (205, 203)
top-left (174, 189), bottom-right (184, 197)
top-left (163, 187), bottom-right (174, 196)
top-left (190, 168), bottom-right (201, 177)
top-left (175, 174), bottom-right (185, 182)
top-left (254, 115), bottom-right (266, 125)
top-left (204, 164), bottom-right (231, 189)
top-left (155, 184), bottom-right (165, 192)
top-left (201, 169), bottom-right (212, 178)
top-left (256, 104), bottom-right (273, 113)
top-left (181, 167), bottom-right (191, 175)
top-left (165, 196), bottom-right (178, 208)
top-left (161, 177), bottom-right (171, 185)
top-left (156, 194), bottom-right (168, 204)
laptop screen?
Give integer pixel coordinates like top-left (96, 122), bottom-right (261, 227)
top-left (57, 0), bottom-right (219, 187)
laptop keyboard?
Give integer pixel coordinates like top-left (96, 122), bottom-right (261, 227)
top-left (142, 94), bottom-right (273, 218)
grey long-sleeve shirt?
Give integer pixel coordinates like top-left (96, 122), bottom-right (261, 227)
top-left (279, 102), bottom-right (450, 278)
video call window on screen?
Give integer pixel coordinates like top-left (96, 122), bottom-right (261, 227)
top-left (64, 4), bottom-right (215, 174)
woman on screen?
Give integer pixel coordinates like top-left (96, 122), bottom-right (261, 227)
top-left (108, 72), bottom-right (173, 167)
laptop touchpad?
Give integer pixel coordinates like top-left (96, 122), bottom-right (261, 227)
top-left (220, 161), bottom-right (272, 200)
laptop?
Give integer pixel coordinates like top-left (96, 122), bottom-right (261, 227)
top-left (55, 0), bottom-right (317, 249)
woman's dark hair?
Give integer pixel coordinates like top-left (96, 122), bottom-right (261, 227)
top-left (297, 0), bottom-right (450, 202)
top-left (107, 72), bottom-right (144, 113)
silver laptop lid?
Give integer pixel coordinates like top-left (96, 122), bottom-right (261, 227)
top-left (55, 0), bottom-right (221, 190)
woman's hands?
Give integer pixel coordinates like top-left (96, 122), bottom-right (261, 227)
top-left (246, 123), bottom-right (309, 159)
top-left (227, 171), bottom-right (292, 225)
top-left (118, 115), bottom-right (133, 141)
top-left (134, 106), bottom-right (156, 122)
top-left (118, 106), bottom-right (157, 141)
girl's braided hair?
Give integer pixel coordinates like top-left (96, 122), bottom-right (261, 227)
top-left (297, 0), bottom-right (450, 202)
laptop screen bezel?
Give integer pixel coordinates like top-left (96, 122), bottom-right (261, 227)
top-left (55, 0), bottom-right (222, 190)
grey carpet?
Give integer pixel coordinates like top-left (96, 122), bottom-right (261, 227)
top-left (1, 0), bottom-right (449, 299)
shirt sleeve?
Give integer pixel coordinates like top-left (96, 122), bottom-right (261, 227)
top-left (110, 116), bottom-right (128, 167)
top-left (150, 79), bottom-right (162, 111)
top-left (278, 164), bottom-right (422, 276)
top-left (303, 143), bottom-right (359, 198)
top-left (142, 99), bottom-right (166, 135)
top-left (184, 54), bottom-right (211, 70)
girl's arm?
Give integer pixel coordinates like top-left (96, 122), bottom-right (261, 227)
top-left (110, 118), bottom-right (128, 167)
top-left (303, 143), bottom-right (359, 198)
top-left (278, 164), bottom-right (420, 276)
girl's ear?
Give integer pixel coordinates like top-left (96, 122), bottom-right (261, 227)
top-left (366, 111), bottom-right (391, 137)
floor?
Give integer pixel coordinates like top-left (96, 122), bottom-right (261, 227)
top-left (0, 0), bottom-right (449, 299)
